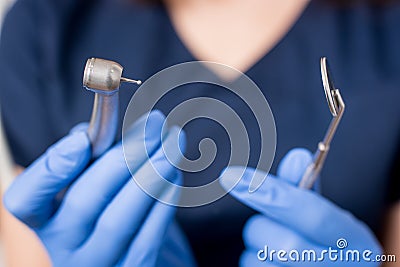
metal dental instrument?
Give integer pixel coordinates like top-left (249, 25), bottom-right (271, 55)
top-left (298, 57), bottom-right (345, 189)
top-left (83, 58), bottom-right (141, 158)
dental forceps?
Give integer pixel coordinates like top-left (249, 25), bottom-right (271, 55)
top-left (298, 57), bottom-right (345, 189)
top-left (83, 58), bottom-right (141, 158)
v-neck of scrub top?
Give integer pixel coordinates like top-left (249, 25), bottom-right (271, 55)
top-left (158, 0), bottom-right (314, 85)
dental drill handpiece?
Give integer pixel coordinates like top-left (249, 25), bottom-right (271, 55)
top-left (83, 58), bottom-right (141, 158)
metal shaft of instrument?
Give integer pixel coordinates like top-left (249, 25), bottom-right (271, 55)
top-left (83, 58), bottom-right (141, 159)
top-left (299, 90), bottom-right (345, 189)
top-left (120, 77), bottom-right (142, 85)
top-left (87, 91), bottom-right (119, 158)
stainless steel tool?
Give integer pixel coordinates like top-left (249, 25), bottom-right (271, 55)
top-left (298, 57), bottom-right (346, 189)
top-left (83, 58), bottom-right (141, 158)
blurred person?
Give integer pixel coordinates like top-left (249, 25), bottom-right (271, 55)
top-left (0, 0), bottom-right (399, 266)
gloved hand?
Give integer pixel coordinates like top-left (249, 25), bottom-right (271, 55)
top-left (4, 110), bottom-right (196, 267)
top-left (220, 148), bottom-right (382, 267)
top-left (157, 220), bottom-right (197, 267)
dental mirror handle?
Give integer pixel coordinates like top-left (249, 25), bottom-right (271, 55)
top-left (298, 142), bottom-right (329, 189)
top-left (299, 90), bottom-right (344, 189)
top-left (299, 58), bottom-right (345, 189)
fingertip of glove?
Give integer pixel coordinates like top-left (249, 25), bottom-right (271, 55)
top-left (69, 122), bottom-right (89, 133)
top-left (46, 131), bottom-right (91, 176)
top-left (221, 166), bottom-right (271, 195)
top-left (3, 185), bottom-right (32, 225)
top-left (124, 110), bottom-right (166, 151)
top-left (277, 148), bottom-right (313, 184)
top-left (145, 110), bottom-right (166, 130)
top-left (283, 148), bottom-right (313, 163)
top-left (150, 126), bottom-right (186, 170)
top-left (149, 109), bottom-right (165, 120)
top-left (52, 131), bottom-right (90, 157)
top-left (3, 189), bottom-right (16, 218)
top-left (219, 166), bottom-right (251, 193)
top-left (282, 147), bottom-right (313, 165)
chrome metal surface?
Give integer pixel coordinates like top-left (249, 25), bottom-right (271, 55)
top-left (299, 57), bottom-right (345, 189)
top-left (87, 92), bottom-right (119, 158)
top-left (83, 58), bottom-right (124, 92)
top-left (83, 58), bottom-right (141, 158)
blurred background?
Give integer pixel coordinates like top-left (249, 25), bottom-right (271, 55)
top-left (0, 0), bottom-right (16, 266)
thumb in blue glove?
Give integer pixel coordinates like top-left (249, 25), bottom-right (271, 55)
top-left (220, 148), bottom-right (382, 267)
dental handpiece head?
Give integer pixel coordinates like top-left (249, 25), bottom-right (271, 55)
top-left (83, 58), bottom-right (141, 93)
top-left (83, 58), bottom-right (141, 158)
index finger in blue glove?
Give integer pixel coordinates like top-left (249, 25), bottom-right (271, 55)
top-left (220, 167), bottom-right (377, 248)
top-left (277, 148), bottom-right (313, 186)
top-left (72, 126), bottom-right (185, 266)
top-left (247, 148), bottom-right (313, 192)
top-left (119, 173), bottom-right (182, 267)
top-left (277, 148), bottom-right (321, 191)
top-left (69, 122), bottom-right (89, 133)
top-left (4, 129), bottom-right (91, 228)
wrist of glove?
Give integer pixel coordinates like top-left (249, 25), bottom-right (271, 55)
top-left (220, 148), bottom-right (382, 267)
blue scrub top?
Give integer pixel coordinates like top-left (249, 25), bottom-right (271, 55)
top-left (1, 0), bottom-right (399, 265)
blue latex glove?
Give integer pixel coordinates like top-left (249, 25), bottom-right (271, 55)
top-left (157, 220), bottom-right (198, 267)
top-left (220, 148), bottom-right (382, 267)
top-left (4, 111), bottom-right (195, 267)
